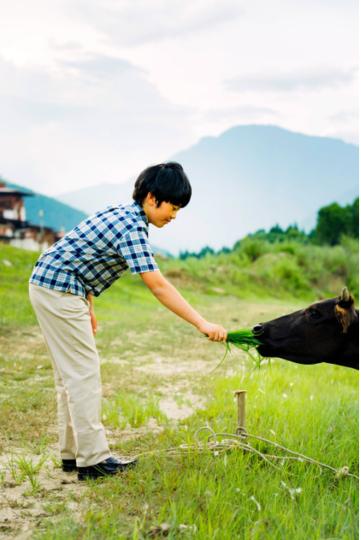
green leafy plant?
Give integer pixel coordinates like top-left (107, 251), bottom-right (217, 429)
top-left (226, 329), bottom-right (261, 351)
top-left (211, 329), bottom-right (262, 372)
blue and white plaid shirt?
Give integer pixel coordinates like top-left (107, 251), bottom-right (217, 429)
top-left (29, 201), bottom-right (159, 297)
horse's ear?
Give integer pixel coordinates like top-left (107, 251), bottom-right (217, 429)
top-left (337, 287), bottom-right (354, 309)
top-left (335, 289), bottom-right (356, 333)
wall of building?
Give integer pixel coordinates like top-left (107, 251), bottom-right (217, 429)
top-left (10, 238), bottom-right (51, 251)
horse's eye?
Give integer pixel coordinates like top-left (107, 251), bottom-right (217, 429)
top-left (308, 308), bottom-right (322, 320)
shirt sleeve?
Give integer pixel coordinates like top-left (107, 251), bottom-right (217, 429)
top-left (117, 225), bottom-right (159, 274)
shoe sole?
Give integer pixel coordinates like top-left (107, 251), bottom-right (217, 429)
top-left (78, 461), bottom-right (137, 481)
top-left (78, 471), bottom-right (118, 481)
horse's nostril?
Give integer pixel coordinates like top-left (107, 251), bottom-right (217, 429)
top-left (252, 323), bottom-right (264, 336)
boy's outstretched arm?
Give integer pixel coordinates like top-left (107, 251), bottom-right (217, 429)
top-left (140, 270), bottom-right (227, 342)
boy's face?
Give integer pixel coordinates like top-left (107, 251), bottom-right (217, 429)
top-left (143, 193), bottom-right (181, 228)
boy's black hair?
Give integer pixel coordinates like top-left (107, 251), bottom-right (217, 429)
top-left (133, 162), bottom-right (192, 208)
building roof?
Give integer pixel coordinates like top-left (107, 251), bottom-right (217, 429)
top-left (0, 187), bottom-right (33, 197)
top-left (0, 217), bottom-right (29, 227)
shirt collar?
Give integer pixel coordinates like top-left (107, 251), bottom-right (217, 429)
top-left (131, 200), bottom-right (148, 225)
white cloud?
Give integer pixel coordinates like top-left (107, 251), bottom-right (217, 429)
top-left (0, 54), bottom-right (194, 194)
top-left (226, 67), bottom-right (357, 93)
top-left (202, 104), bottom-right (279, 121)
top-left (0, 0), bottom-right (358, 194)
top-left (67, 0), bottom-right (245, 46)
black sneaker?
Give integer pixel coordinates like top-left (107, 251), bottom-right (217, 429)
top-left (77, 456), bottom-right (137, 481)
top-left (62, 459), bottom-right (77, 472)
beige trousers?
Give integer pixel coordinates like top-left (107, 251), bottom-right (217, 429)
top-left (29, 283), bottom-right (111, 467)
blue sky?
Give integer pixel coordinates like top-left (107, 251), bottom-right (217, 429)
top-left (0, 0), bottom-right (358, 195)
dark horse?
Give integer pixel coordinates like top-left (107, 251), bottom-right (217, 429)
top-left (252, 288), bottom-right (359, 370)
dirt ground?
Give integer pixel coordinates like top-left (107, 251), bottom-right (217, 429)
top-left (0, 331), bottom-right (226, 538)
top-left (0, 299), bottom-right (287, 538)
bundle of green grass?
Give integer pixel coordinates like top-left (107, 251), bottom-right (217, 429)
top-left (211, 328), bottom-right (262, 372)
top-left (226, 329), bottom-right (261, 352)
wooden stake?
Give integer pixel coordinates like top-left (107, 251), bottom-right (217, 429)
top-left (234, 390), bottom-right (247, 438)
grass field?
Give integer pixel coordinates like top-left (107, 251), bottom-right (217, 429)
top-left (0, 244), bottom-right (358, 539)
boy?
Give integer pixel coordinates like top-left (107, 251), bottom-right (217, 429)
top-left (29, 162), bottom-right (227, 481)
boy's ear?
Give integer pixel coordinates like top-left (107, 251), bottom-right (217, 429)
top-left (145, 192), bottom-right (162, 207)
top-left (144, 192), bottom-right (157, 206)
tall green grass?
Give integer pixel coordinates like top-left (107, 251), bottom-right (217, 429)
top-left (33, 363), bottom-right (358, 540)
top-left (0, 243), bottom-right (358, 539)
top-left (161, 236), bottom-right (359, 301)
top-left (0, 237), bottom-right (358, 330)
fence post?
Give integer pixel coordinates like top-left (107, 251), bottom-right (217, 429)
top-left (234, 390), bottom-right (247, 438)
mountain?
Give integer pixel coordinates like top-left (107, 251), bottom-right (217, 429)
top-left (57, 125), bottom-right (359, 254)
top-left (3, 180), bottom-right (87, 232)
top-left (58, 182), bottom-right (133, 215)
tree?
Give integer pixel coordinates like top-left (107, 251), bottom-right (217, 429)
top-left (349, 197), bottom-right (359, 238)
top-left (314, 198), bottom-right (358, 245)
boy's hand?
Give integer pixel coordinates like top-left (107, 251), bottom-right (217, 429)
top-left (89, 307), bottom-right (97, 335)
top-left (197, 320), bottom-right (227, 342)
top-left (87, 293), bottom-right (97, 335)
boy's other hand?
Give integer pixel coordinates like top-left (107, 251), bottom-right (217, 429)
top-left (197, 320), bottom-right (227, 342)
top-left (90, 308), bottom-right (97, 335)
top-left (87, 293), bottom-right (97, 335)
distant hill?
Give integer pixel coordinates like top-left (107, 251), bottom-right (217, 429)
top-left (3, 180), bottom-right (87, 232)
top-left (58, 125), bottom-right (359, 254)
top-left (59, 182), bottom-right (133, 216)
